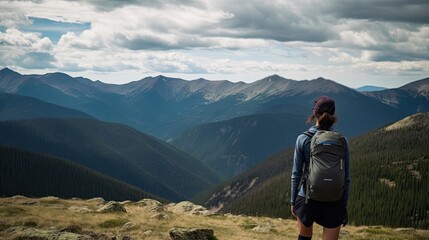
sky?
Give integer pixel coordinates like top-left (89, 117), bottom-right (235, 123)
top-left (0, 0), bottom-right (428, 88)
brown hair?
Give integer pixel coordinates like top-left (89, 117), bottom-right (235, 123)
top-left (306, 112), bottom-right (337, 130)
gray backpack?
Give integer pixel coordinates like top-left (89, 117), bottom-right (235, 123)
top-left (304, 130), bottom-right (346, 203)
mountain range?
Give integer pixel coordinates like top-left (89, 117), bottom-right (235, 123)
top-left (2, 68), bottom-right (422, 178)
top-left (1, 67), bottom-right (428, 206)
top-left (363, 77), bottom-right (429, 115)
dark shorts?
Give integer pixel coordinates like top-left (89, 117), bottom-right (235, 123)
top-left (294, 195), bottom-right (345, 228)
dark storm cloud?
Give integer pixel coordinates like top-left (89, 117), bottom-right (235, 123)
top-left (208, 1), bottom-right (337, 43)
top-left (321, 0), bottom-right (429, 24)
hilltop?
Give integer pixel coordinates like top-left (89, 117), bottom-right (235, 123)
top-left (0, 196), bottom-right (428, 240)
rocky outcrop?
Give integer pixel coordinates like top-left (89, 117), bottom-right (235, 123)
top-left (169, 228), bottom-right (215, 240)
top-left (166, 201), bottom-right (213, 216)
top-left (96, 201), bottom-right (127, 213)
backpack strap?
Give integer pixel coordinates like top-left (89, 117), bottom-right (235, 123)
top-left (299, 130), bottom-right (315, 204)
top-left (303, 130), bottom-right (315, 139)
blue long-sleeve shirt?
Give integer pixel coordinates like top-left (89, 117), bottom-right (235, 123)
top-left (290, 126), bottom-right (351, 207)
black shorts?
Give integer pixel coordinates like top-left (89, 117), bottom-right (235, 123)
top-left (294, 195), bottom-right (345, 228)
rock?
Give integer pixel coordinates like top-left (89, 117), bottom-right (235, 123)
top-left (137, 198), bottom-right (162, 206)
top-left (59, 225), bottom-right (82, 233)
top-left (169, 228), bottom-right (215, 240)
top-left (143, 229), bottom-right (153, 235)
top-left (96, 201), bottom-right (127, 213)
top-left (22, 200), bottom-right (39, 205)
top-left (86, 197), bottom-right (105, 203)
top-left (340, 229), bottom-right (350, 235)
top-left (395, 228), bottom-right (416, 233)
top-left (121, 222), bottom-right (136, 230)
top-left (40, 196), bottom-right (60, 201)
top-left (120, 200), bottom-right (132, 205)
top-left (138, 198), bottom-right (164, 214)
top-left (151, 212), bottom-right (169, 220)
top-left (167, 201), bottom-right (213, 216)
top-left (11, 195), bottom-right (27, 199)
top-left (251, 223), bottom-right (272, 232)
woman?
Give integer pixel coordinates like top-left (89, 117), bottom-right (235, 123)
top-left (290, 96), bottom-right (350, 240)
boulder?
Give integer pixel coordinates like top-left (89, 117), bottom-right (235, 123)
top-left (167, 201), bottom-right (212, 216)
top-left (96, 201), bottom-right (127, 213)
top-left (169, 228), bottom-right (215, 240)
top-left (121, 222), bottom-right (136, 230)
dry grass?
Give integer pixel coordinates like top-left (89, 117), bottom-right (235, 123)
top-left (0, 196), bottom-right (428, 240)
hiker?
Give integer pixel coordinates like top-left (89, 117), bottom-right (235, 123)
top-left (290, 96), bottom-right (350, 240)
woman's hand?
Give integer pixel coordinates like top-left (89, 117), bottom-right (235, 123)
top-left (291, 205), bottom-right (296, 217)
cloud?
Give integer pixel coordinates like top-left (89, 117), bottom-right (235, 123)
top-left (207, 0), bottom-right (337, 42)
top-left (65, 0), bottom-right (206, 11)
top-left (0, 11), bottom-right (31, 28)
top-left (0, 28), bottom-right (53, 50)
top-left (1, 0), bottom-right (428, 83)
top-left (320, 0), bottom-right (429, 24)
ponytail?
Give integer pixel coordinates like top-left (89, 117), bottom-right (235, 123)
top-left (306, 112), bottom-right (337, 130)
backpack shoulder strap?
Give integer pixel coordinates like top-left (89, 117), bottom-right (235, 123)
top-left (303, 130), bottom-right (315, 139)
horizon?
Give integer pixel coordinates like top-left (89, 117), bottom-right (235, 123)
top-left (4, 67), bottom-right (426, 89)
top-left (1, 0), bottom-right (428, 89)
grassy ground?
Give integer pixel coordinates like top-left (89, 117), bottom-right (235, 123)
top-left (0, 196), bottom-right (428, 240)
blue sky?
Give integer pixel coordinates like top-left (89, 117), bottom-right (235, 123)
top-left (0, 0), bottom-right (428, 88)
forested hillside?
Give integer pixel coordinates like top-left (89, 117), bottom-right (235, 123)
top-left (202, 113), bottom-right (429, 229)
top-left (0, 146), bottom-right (163, 202)
top-left (174, 112), bottom-right (307, 178)
top-left (0, 118), bottom-right (220, 201)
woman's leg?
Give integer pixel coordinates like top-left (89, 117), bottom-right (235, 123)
top-left (297, 216), bottom-right (313, 237)
top-left (322, 226), bottom-right (340, 240)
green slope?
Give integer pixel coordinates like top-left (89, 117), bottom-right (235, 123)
top-left (0, 118), bottom-right (221, 201)
top-left (201, 112), bottom-right (429, 229)
top-left (0, 146), bottom-right (163, 202)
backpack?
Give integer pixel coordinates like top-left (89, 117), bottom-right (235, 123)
top-left (303, 130), bottom-right (347, 203)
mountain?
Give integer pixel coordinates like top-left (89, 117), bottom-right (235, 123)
top-left (0, 93), bottom-right (93, 120)
top-left (363, 77), bottom-right (429, 114)
top-left (0, 68), bottom-right (417, 179)
top-left (0, 146), bottom-right (163, 202)
top-left (199, 112), bottom-right (429, 229)
top-left (355, 85), bottom-right (387, 92)
top-left (0, 68), bottom-right (133, 129)
top-left (174, 77), bottom-right (405, 178)
top-left (173, 112), bottom-right (307, 178)
top-left (0, 118), bottom-right (221, 201)
top-left (0, 69), bottom-right (408, 140)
